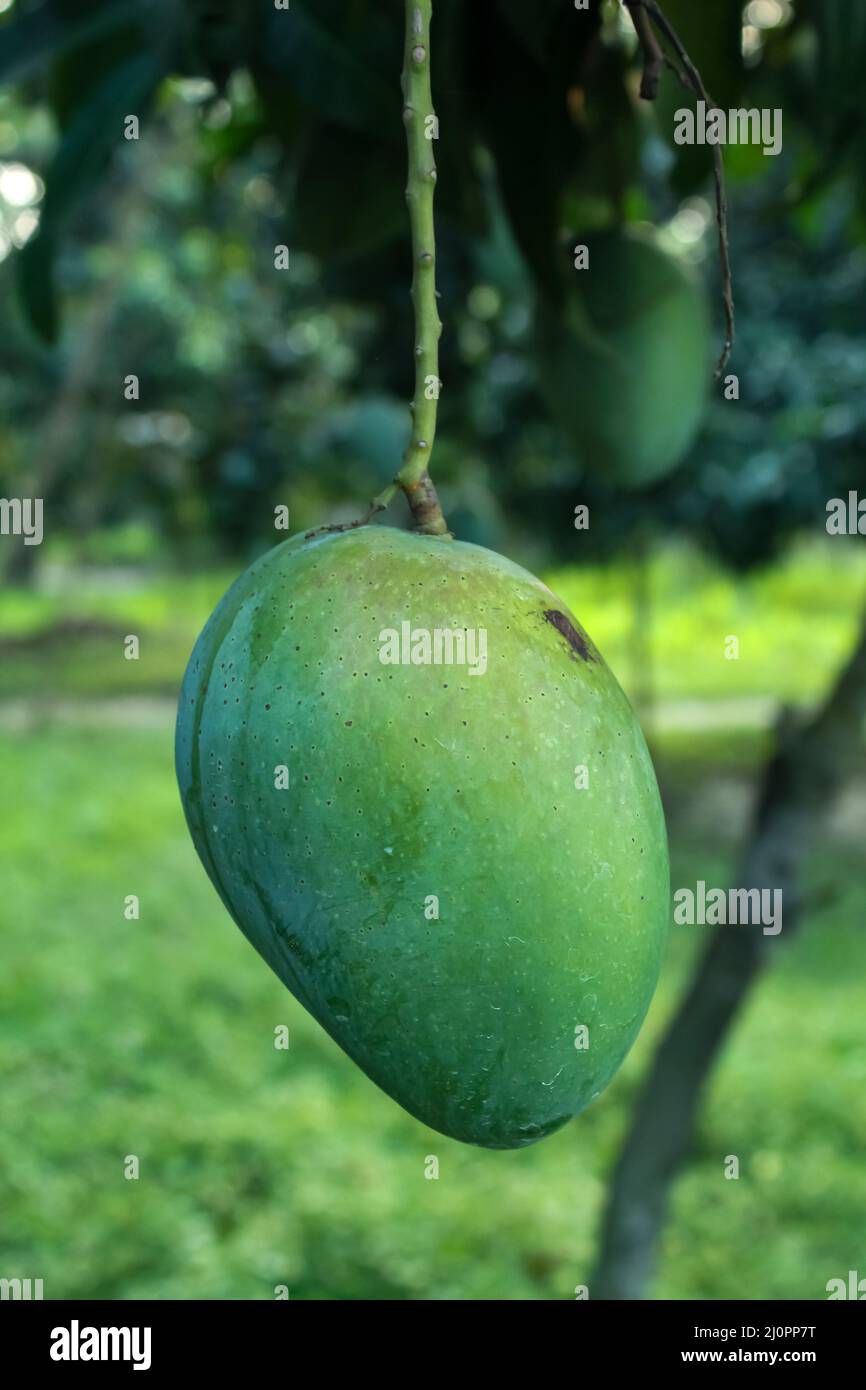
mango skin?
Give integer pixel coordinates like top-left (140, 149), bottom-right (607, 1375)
top-left (176, 526), bottom-right (669, 1148)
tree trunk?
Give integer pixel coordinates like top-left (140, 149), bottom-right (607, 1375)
top-left (591, 602), bottom-right (866, 1300)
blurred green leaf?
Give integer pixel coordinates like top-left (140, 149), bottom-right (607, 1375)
top-left (430, 0), bottom-right (488, 237)
top-left (811, 0), bottom-right (866, 114)
top-left (653, 0), bottom-right (744, 196)
top-left (496, 0), bottom-right (565, 66)
top-left (0, 0), bottom-right (146, 83)
top-left (470, 0), bottom-right (600, 299)
top-left (17, 50), bottom-right (165, 343)
top-left (47, 0), bottom-right (151, 130)
top-left (293, 122), bottom-right (405, 259)
top-left (254, 0), bottom-right (394, 135)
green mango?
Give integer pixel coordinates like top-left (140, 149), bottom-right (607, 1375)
top-left (176, 526), bottom-right (669, 1147)
top-left (536, 226), bottom-right (710, 488)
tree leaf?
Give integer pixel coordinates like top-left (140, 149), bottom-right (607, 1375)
top-left (651, 0), bottom-right (745, 196)
top-left (811, 0), bottom-right (866, 119)
top-left (469, 0), bottom-right (601, 298)
top-left (17, 49), bottom-right (165, 342)
top-left (253, 0), bottom-right (395, 135)
top-left (293, 121), bottom-right (406, 259)
top-left (0, 0), bottom-right (148, 84)
top-left (496, 0), bottom-right (563, 66)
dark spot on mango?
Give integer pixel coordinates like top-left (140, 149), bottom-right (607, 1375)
top-left (543, 609), bottom-right (594, 662)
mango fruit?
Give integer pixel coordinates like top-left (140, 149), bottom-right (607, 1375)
top-left (176, 526), bottom-right (669, 1147)
top-left (536, 225), bottom-right (710, 487)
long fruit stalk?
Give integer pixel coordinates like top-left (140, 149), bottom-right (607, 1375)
top-left (395, 1), bottom-right (449, 535)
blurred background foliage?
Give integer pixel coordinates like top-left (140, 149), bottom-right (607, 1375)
top-left (1, 0), bottom-right (866, 570)
top-left (1, 0), bottom-right (865, 1300)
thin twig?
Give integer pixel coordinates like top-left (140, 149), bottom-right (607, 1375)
top-left (623, 0), bottom-right (663, 99)
top-left (623, 0), bottom-right (735, 379)
top-left (303, 486), bottom-right (397, 540)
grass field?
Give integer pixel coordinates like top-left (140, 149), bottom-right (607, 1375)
top-left (1, 540), bottom-right (864, 1300)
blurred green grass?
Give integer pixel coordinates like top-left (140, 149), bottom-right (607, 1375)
top-left (1, 725), bottom-right (863, 1299)
top-left (549, 536), bottom-right (866, 702)
top-left (1, 536), bottom-right (864, 703)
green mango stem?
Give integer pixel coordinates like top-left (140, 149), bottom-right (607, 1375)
top-left (395, 1), bottom-right (450, 537)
